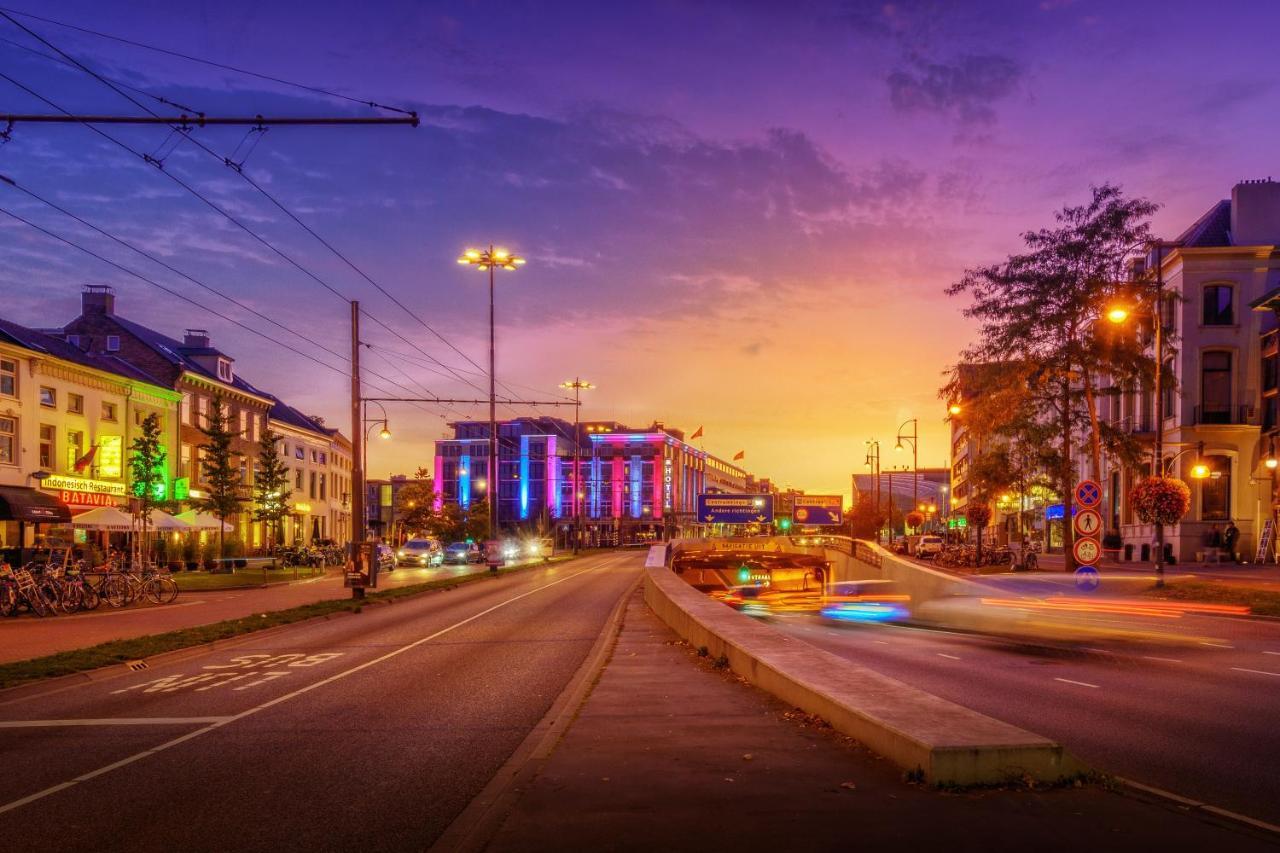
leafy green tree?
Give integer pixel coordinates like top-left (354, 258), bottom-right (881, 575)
top-left (395, 467), bottom-right (436, 536)
top-left (197, 395), bottom-right (244, 566)
top-left (846, 497), bottom-right (885, 540)
top-left (251, 425), bottom-right (291, 550)
top-left (129, 411), bottom-right (167, 565)
top-left (463, 497), bottom-right (490, 543)
top-left (945, 185), bottom-right (1159, 569)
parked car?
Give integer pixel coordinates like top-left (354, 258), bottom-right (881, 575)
top-left (396, 538), bottom-right (440, 566)
top-left (914, 535), bottom-right (944, 559)
top-left (444, 542), bottom-right (482, 564)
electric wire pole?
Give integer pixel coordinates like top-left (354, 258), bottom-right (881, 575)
top-left (350, 301), bottom-right (365, 600)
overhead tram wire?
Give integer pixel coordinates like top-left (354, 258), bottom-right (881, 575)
top-left (363, 341), bottom-right (578, 402)
top-left (0, 5), bottom-right (418, 117)
top-left (0, 70), bottom-right (486, 399)
top-left (0, 12), bottom-right (553, 404)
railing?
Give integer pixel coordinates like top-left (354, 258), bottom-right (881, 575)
top-left (1193, 404), bottom-right (1257, 426)
top-left (853, 541), bottom-right (881, 569)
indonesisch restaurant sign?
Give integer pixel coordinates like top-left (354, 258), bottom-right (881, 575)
top-left (41, 474), bottom-right (126, 507)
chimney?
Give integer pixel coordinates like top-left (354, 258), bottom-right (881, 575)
top-left (1231, 178), bottom-right (1280, 246)
top-left (81, 284), bottom-right (115, 316)
top-left (183, 329), bottom-right (211, 348)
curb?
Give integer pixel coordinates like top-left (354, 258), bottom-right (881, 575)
top-left (430, 572), bottom-right (639, 853)
top-left (1112, 776), bottom-right (1280, 841)
top-left (0, 561), bottom-right (563, 705)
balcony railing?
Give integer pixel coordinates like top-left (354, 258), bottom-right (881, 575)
top-left (1193, 404), bottom-right (1258, 426)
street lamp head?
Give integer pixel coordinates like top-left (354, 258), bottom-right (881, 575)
top-left (1268, 457), bottom-right (1279, 470)
top-left (379, 424), bottom-right (392, 440)
top-left (1106, 306), bottom-right (1130, 324)
top-left (894, 442), bottom-right (904, 452)
top-left (1190, 462), bottom-right (1210, 479)
top-left (948, 403), bottom-right (962, 416)
top-left (458, 247), bottom-right (525, 271)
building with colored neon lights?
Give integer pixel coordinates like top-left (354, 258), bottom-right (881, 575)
top-left (434, 418), bottom-right (759, 543)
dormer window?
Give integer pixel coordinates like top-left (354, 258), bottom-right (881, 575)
top-left (217, 358), bottom-right (233, 382)
top-left (66, 334), bottom-right (80, 347)
top-left (105, 335), bottom-right (120, 352)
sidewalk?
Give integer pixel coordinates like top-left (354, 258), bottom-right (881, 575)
top-left (486, 588), bottom-right (1274, 851)
top-left (0, 563), bottom-right (495, 664)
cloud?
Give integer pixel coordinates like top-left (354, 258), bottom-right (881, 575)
top-left (886, 54), bottom-right (1022, 126)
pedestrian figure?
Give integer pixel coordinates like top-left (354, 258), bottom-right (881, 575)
top-left (1207, 524), bottom-right (1222, 549)
top-left (1223, 521), bottom-right (1240, 563)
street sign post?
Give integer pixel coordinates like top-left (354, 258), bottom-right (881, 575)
top-left (1074, 479), bottom-right (1102, 508)
top-left (1072, 536), bottom-right (1100, 565)
top-left (1073, 508), bottom-right (1102, 538)
top-left (792, 495), bottom-right (843, 527)
top-left (696, 494), bottom-right (775, 525)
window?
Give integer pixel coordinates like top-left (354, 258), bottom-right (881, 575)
top-left (1203, 285), bottom-right (1234, 326)
top-left (181, 392), bottom-right (192, 426)
top-left (1161, 358), bottom-right (1176, 419)
top-left (216, 358), bottom-right (233, 382)
top-left (309, 471), bottom-right (317, 499)
top-left (66, 430), bottom-right (84, 470)
top-left (0, 358), bottom-right (15, 397)
top-left (67, 393), bottom-right (84, 415)
top-left (311, 449), bottom-right (318, 463)
top-left (295, 468), bottom-right (304, 490)
top-left (181, 444), bottom-right (192, 480)
top-left (1201, 351), bottom-right (1233, 423)
top-left (98, 435), bottom-right (123, 478)
top-left (1201, 455), bottom-right (1231, 521)
top-left (318, 452), bottom-right (326, 465)
top-left (39, 386), bottom-right (56, 408)
top-left (1266, 352), bottom-right (1278, 392)
top-left (102, 401), bottom-right (118, 421)
top-left (319, 473), bottom-right (326, 501)
top-left (0, 416), bottom-right (14, 464)
top-left (196, 395), bottom-right (208, 426)
top-left (295, 445), bottom-right (304, 460)
top-left (105, 335), bottom-right (120, 352)
top-left (66, 334), bottom-right (80, 347)
top-left (38, 424), bottom-right (55, 469)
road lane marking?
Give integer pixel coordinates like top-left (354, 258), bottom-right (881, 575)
top-left (0, 717), bottom-right (231, 728)
top-left (1054, 678), bottom-right (1100, 689)
top-left (1264, 651), bottom-right (1280, 656)
top-left (0, 558), bottom-right (617, 816)
top-left (1141, 656), bottom-right (1183, 663)
top-left (1199, 641), bottom-right (1234, 649)
top-left (936, 653), bottom-right (961, 660)
top-left (1231, 667), bottom-right (1280, 677)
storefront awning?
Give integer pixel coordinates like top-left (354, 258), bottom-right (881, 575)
top-left (0, 485), bottom-right (72, 524)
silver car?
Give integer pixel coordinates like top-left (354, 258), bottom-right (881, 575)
top-left (396, 538), bottom-right (440, 566)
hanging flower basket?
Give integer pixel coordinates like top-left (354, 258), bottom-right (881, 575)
top-left (905, 511), bottom-right (924, 530)
top-left (965, 503), bottom-right (992, 527)
top-left (1130, 476), bottom-right (1191, 526)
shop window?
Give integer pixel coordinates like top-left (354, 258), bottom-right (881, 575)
top-left (40, 386), bottom-right (56, 408)
top-left (1203, 285), bottom-right (1234, 326)
top-left (67, 393), bottom-right (84, 415)
top-left (39, 424), bottom-right (55, 469)
top-left (0, 416), bottom-right (14, 464)
top-left (1201, 455), bottom-right (1231, 521)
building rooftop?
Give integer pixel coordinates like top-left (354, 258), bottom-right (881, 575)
top-left (0, 317), bottom-right (164, 387)
top-left (1176, 199), bottom-right (1232, 248)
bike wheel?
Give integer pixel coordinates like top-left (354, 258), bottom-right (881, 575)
top-left (146, 577), bottom-right (179, 605)
top-left (102, 576), bottom-right (129, 609)
top-left (79, 582), bottom-right (101, 611)
top-left (0, 583), bottom-right (16, 617)
top-left (59, 583), bottom-right (84, 613)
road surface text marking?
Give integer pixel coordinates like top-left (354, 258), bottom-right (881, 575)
top-left (0, 560), bottom-right (611, 816)
top-left (1054, 678), bottom-right (1100, 689)
top-left (1231, 667), bottom-right (1280, 678)
top-left (109, 653), bottom-right (345, 697)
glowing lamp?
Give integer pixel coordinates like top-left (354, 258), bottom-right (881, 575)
top-left (948, 404), bottom-right (962, 415)
top-left (1267, 458), bottom-right (1279, 470)
top-left (1106, 306), bottom-right (1130, 324)
top-left (379, 426), bottom-right (391, 440)
top-left (1190, 463), bottom-right (1210, 479)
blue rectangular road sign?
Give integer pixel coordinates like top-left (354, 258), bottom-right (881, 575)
top-left (697, 494), bottom-right (775, 524)
top-left (793, 495), bottom-right (843, 526)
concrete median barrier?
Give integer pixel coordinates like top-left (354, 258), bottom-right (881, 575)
top-left (644, 564), bottom-right (1081, 785)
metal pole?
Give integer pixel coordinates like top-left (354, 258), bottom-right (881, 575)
top-left (573, 380), bottom-right (581, 554)
top-left (350, 301), bottom-right (365, 600)
top-left (488, 247), bottom-right (499, 561)
top-left (912, 420), bottom-right (919, 522)
top-left (1153, 242), bottom-right (1165, 587)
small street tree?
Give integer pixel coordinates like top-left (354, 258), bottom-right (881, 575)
top-left (463, 497), bottom-right (490, 543)
top-left (965, 503), bottom-right (993, 563)
top-left (197, 395), bottom-right (245, 566)
top-left (905, 510), bottom-right (924, 533)
top-left (395, 467), bottom-right (436, 536)
top-left (846, 496), bottom-right (885, 540)
top-left (252, 425), bottom-right (291, 551)
top-left (129, 411), bottom-right (166, 565)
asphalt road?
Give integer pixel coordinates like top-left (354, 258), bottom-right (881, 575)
top-left (0, 550), bottom-right (641, 852)
top-left (770, 607), bottom-right (1280, 825)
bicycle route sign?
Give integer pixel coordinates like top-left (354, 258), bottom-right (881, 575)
top-left (1073, 508), bottom-right (1102, 537)
top-left (1074, 565), bottom-right (1100, 591)
top-left (1074, 479), bottom-right (1102, 508)
top-left (1072, 536), bottom-right (1101, 565)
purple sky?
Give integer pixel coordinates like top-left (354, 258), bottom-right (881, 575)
top-left (2, 0), bottom-right (1277, 498)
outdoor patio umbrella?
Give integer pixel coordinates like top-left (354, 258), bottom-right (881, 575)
top-left (70, 506), bottom-right (135, 531)
top-left (149, 509), bottom-right (192, 531)
top-left (175, 510), bottom-right (233, 532)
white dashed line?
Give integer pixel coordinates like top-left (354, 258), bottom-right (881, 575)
top-left (936, 653), bottom-right (961, 660)
top-left (1231, 667), bottom-right (1280, 678)
top-left (1054, 677), bottom-right (1100, 689)
top-left (1200, 641), bottom-right (1234, 649)
top-left (1141, 656), bottom-right (1183, 664)
top-left (873, 640), bottom-right (890, 645)
top-left (1263, 651), bottom-right (1280, 657)
top-left (0, 717), bottom-right (230, 728)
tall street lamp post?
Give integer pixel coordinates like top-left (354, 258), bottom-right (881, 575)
top-left (1107, 239), bottom-right (1175, 584)
top-left (864, 440), bottom-right (881, 543)
top-left (362, 400), bottom-right (391, 541)
top-left (895, 418), bottom-right (919, 522)
top-left (560, 378), bottom-right (594, 554)
top-left (458, 246), bottom-right (525, 553)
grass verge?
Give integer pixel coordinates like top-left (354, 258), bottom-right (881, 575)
top-left (172, 567), bottom-right (329, 591)
top-left (1142, 580), bottom-right (1280, 618)
top-left (0, 562), bottom-right (549, 691)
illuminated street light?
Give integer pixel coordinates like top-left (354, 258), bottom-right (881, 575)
top-left (379, 424), bottom-right (392, 440)
top-left (1106, 306), bottom-right (1130, 324)
top-left (560, 378), bottom-right (595, 554)
top-left (1267, 457), bottom-right (1279, 470)
top-left (458, 244), bottom-right (525, 550)
top-left (948, 403), bottom-right (962, 416)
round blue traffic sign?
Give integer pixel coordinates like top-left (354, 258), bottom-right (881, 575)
top-left (1074, 565), bottom-right (1100, 592)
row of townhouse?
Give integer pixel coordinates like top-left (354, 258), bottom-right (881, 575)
top-left (0, 286), bottom-right (353, 556)
top-left (949, 179), bottom-right (1280, 562)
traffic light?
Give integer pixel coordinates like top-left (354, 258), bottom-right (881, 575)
top-left (778, 518), bottom-right (793, 531)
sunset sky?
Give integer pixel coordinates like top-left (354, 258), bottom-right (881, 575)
top-left (2, 0), bottom-right (1277, 500)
